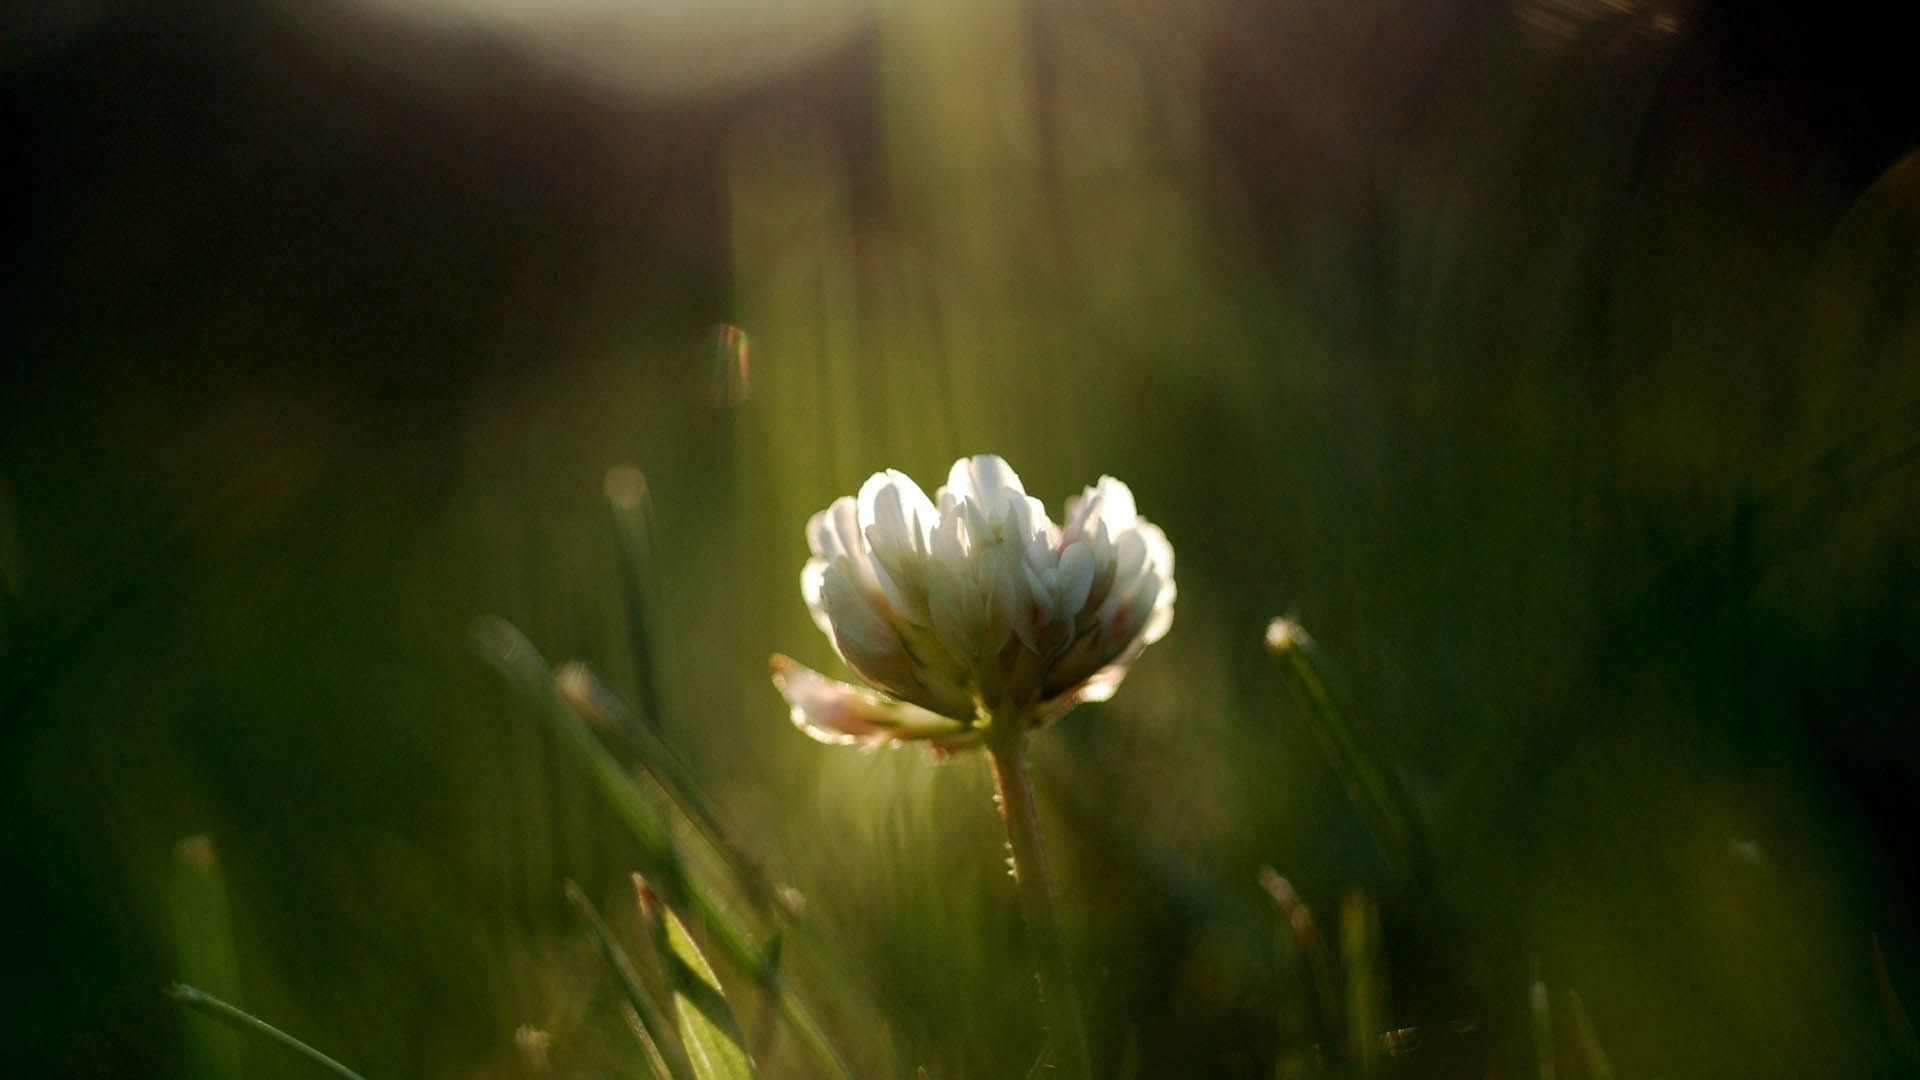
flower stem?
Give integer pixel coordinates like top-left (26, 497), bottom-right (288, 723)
top-left (987, 736), bottom-right (1091, 1080)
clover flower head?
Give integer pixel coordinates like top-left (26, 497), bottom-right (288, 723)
top-left (772, 455), bottom-right (1175, 750)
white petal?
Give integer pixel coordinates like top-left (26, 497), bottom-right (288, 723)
top-left (1136, 520), bottom-right (1175, 579)
top-left (928, 504), bottom-right (968, 567)
top-left (1010, 558), bottom-right (1050, 653)
top-left (821, 559), bottom-right (907, 687)
top-left (800, 558), bottom-right (835, 638)
top-left (944, 454), bottom-right (1025, 511)
top-left (805, 508), bottom-right (840, 560)
top-left (1141, 585), bottom-right (1176, 646)
top-left (1055, 541), bottom-right (1096, 618)
top-left (859, 470), bottom-right (937, 626)
top-left (826, 498), bottom-right (868, 566)
top-left (1134, 521), bottom-right (1176, 644)
top-left (1022, 496), bottom-right (1059, 566)
top-left (858, 469), bottom-right (937, 546)
top-left (863, 544), bottom-right (923, 626)
top-left (1090, 476), bottom-right (1138, 534)
top-left (1101, 567), bottom-right (1162, 647)
top-left (1111, 528), bottom-right (1149, 585)
top-left (1105, 568), bottom-right (1159, 641)
top-left (1063, 476), bottom-right (1136, 543)
top-left (771, 655), bottom-right (975, 748)
top-left (923, 555), bottom-right (975, 662)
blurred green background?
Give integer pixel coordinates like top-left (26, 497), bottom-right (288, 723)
top-left (3, 0), bottom-right (1917, 1075)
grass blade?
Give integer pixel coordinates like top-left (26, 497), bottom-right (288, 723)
top-left (1340, 889), bottom-right (1385, 1074)
top-left (1529, 959), bottom-right (1555, 1080)
top-left (640, 876), bottom-right (758, 1080)
top-left (1872, 933), bottom-right (1920, 1064)
top-left (165, 983), bottom-right (366, 1080)
top-left (1565, 988), bottom-right (1612, 1080)
top-left (1265, 618), bottom-right (1420, 881)
top-left (1260, 867), bottom-right (1341, 1060)
top-left (166, 835), bottom-right (244, 1078)
top-left (556, 661), bottom-right (779, 914)
top-left (475, 616), bottom-right (678, 881)
top-left (605, 465), bottom-right (669, 731)
top-left (566, 880), bottom-right (690, 1080)
top-left (475, 617), bottom-right (851, 1078)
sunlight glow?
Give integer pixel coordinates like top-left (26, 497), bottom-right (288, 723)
top-left (328, 0), bottom-right (871, 96)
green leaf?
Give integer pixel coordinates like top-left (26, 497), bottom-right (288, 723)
top-left (166, 835), bottom-right (244, 1078)
top-left (645, 880), bottom-right (758, 1080)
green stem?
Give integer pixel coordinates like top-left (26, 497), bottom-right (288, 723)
top-left (987, 736), bottom-right (1090, 1080)
top-left (166, 983), bottom-right (367, 1080)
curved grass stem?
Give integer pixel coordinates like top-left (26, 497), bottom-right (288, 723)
top-left (166, 983), bottom-right (366, 1080)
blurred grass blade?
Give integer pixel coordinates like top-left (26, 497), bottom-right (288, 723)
top-left (640, 876), bottom-right (758, 1080)
top-left (557, 661), bottom-right (779, 913)
top-left (165, 983), bottom-right (366, 1080)
top-left (553, 668), bottom-right (883, 1052)
top-left (605, 464), bottom-right (669, 730)
top-left (565, 879), bottom-right (690, 1080)
top-left (1259, 866), bottom-right (1341, 1055)
top-left (1340, 889), bottom-right (1384, 1074)
top-left (1530, 958), bottom-right (1555, 1080)
top-left (1873, 933), bottom-right (1920, 1063)
top-left (474, 617), bottom-right (850, 1078)
top-left (1565, 989), bottom-right (1612, 1080)
top-left (1265, 618), bottom-right (1420, 880)
top-left (560, 661), bottom-right (894, 1053)
top-left (475, 616), bottom-right (679, 883)
top-left (166, 835), bottom-right (243, 1078)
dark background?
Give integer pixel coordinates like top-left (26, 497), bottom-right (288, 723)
top-left (4, 0), bottom-right (1917, 1074)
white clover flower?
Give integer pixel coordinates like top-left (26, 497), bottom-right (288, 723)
top-left (772, 454), bottom-right (1175, 750)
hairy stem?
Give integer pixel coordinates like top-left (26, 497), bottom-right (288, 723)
top-left (987, 737), bottom-right (1090, 1079)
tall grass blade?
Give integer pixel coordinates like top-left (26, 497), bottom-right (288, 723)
top-left (1565, 989), bottom-right (1612, 1080)
top-left (165, 983), bottom-right (367, 1080)
top-left (1873, 934), bottom-right (1920, 1063)
top-left (1265, 618), bottom-right (1420, 881)
top-left (476, 616), bottom-right (679, 878)
top-left (165, 835), bottom-right (244, 1078)
top-left (1529, 958), bottom-right (1555, 1080)
top-left (565, 880), bottom-right (689, 1080)
top-left (474, 617), bottom-right (851, 1078)
top-left (640, 876), bottom-right (758, 1080)
top-left (605, 464), bottom-right (668, 730)
top-left (556, 661), bottom-right (778, 914)
top-left (1340, 889), bottom-right (1385, 1074)
top-left (1259, 866), bottom-right (1341, 1058)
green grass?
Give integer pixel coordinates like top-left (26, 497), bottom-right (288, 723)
top-left (6, 2), bottom-right (1920, 1076)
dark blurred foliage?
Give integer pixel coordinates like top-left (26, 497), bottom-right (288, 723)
top-left (2, 0), bottom-right (1916, 1075)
